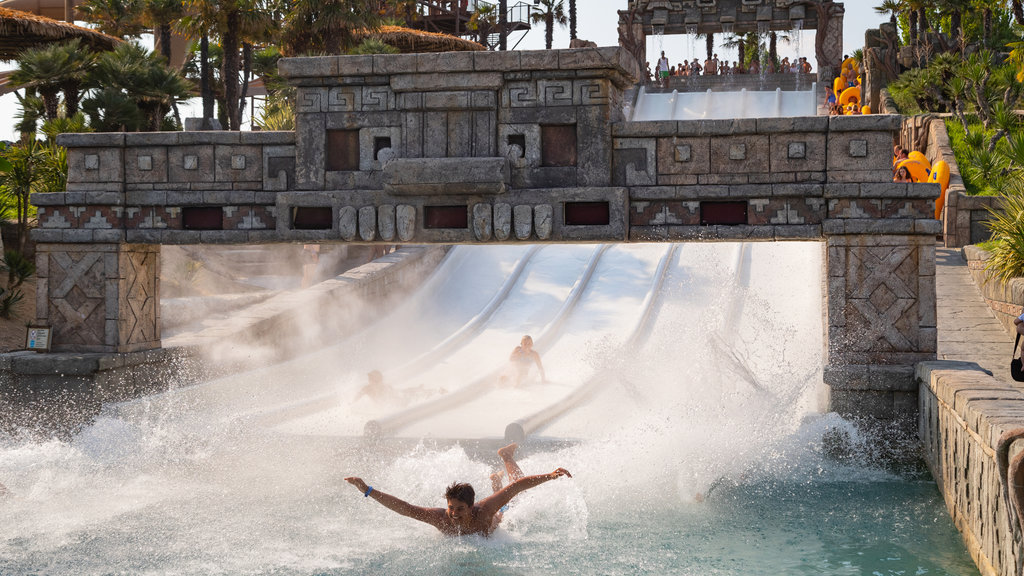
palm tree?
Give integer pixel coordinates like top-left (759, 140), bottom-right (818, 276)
top-left (142, 0), bottom-right (186, 62)
top-left (11, 40), bottom-right (95, 121)
top-left (530, 0), bottom-right (567, 50)
top-left (84, 41), bottom-right (192, 131)
top-left (1014, 0), bottom-right (1024, 26)
top-left (281, 0), bottom-right (382, 56)
top-left (76, 0), bottom-right (146, 38)
top-left (874, 0), bottom-right (903, 25)
top-left (568, 0), bottom-right (576, 40)
top-left (469, 3), bottom-right (499, 48)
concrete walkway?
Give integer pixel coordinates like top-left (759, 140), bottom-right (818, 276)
top-left (936, 247), bottom-right (1017, 382)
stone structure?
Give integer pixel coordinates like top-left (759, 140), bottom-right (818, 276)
top-left (617, 0), bottom-right (844, 81)
top-left (31, 46), bottom-right (938, 424)
top-left (919, 361), bottom-right (1024, 576)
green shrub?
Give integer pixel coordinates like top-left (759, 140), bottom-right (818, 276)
top-left (3, 250), bottom-right (34, 288)
top-left (983, 188), bottom-right (1024, 284)
top-left (0, 288), bottom-right (23, 319)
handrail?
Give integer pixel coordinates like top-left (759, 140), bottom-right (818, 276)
top-left (364, 244), bottom-right (609, 438)
top-left (387, 245), bottom-right (541, 383)
top-left (503, 244), bottom-right (679, 443)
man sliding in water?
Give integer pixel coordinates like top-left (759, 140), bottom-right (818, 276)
top-left (344, 443), bottom-right (571, 537)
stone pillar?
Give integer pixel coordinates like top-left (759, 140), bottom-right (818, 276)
top-left (814, 2), bottom-right (845, 85)
top-left (35, 243), bottom-right (160, 353)
top-left (824, 235), bottom-right (936, 419)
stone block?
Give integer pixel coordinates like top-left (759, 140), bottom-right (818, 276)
top-left (769, 133), bottom-right (826, 173)
top-left (377, 204), bottom-right (396, 242)
top-left (391, 72), bottom-right (504, 93)
top-left (473, 50), bottom-right (522, 72)
top-left (215, 145), bottom-right (262, 182)
top-left (168, 145), bottom-right (215, 182)
top-left (612, 121), bottom-right (678, 138)
top-left (417, 52), bottom-right (474, 73)
top-left (534, 204), bottom-right (553, 240)
top-left (513, 204), bottom-right (533, 240)
top-left (828, 169), bottom-right (894, 183)
top-left (337, 55), bottom-right (374, 75)
top-left (240, 131), bottom-right (295, 146)
top-left (755, 116), bottom-right (829, 133)
top-left (675, 118), bottom-right (757, 137)
top-left (396, 205), bottom-right (416, 242)
top-left (68, 147), bottom-right (123, 184)
top-left (124, 147), bottom-right (168, 184)
top-left (31, 192), bottom-right (68, 206)
top-left (359, 206), bottom-right (376, 241)
top-left (710, 134), bottom-right (768, 174)
top-left (494, 203), bottom-right (512, 241)
top-left (373, 53), bottom-right (418, 75)
top-left (828, 113), bottom-right (902, 132)
top-left (278, 56), bottom-right (339, 78)
top-left (384, 158), bottom-right (508, 195)
top-left (473, 203), bottom-right (492, 241)
top-left (178, 131), bottom-right (242, 145)
top-left (520, 50), bottom-right (559, 71)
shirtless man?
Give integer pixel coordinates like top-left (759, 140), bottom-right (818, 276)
top-left (510, 335), bottom-right (546, 385)
top-left (344, 443), bottom-right (571, 537)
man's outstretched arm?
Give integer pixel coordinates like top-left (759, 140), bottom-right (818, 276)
top-left (345, 477), bottom-right (444, 528)
top-left (477, 468), bottom-right (571, 516)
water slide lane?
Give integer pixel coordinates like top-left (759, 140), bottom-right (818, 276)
top-left (269, 244), bottom-right (604, 437)
top-left (393, 244), bottom-right (671, 440)
top-left (503, 244), bottom-right (680, 442)
top-left (108, 245), bottom-right (533, 426)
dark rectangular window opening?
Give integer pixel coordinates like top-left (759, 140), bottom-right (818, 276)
top-left (182, 207), bottom-right (223, 230)
top-left (565, 201), bottom-right (610, 226)
top-left (373, 136), bottom-right (391, 160)
top-left (326, 129), bottom-right (360, 171)
top-left (700, 201), bottom-right (748, 226)
top-left (292, 206), bottom-right (333, 230)
top-left (424, 205), bottom-right (468, 229)
top-left (507, 134), bottom-right (526, 158)
top-left (541, 125), bottom-right (577, 167)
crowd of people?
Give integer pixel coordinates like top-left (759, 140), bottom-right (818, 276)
top-left (646, 50), bottom-right (813, 85)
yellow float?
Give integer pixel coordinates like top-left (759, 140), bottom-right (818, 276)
top-left (833, 76), bottom-right (845, 94)
top-left (896, 158), bottom-right (930, 183)
top-left (842, 56), bottom-right (856, 71)
top-left (908, 151), bottom-right (929, 165)
top-left (929, 160), bottom-right (951, 220)
top-left (839, 85), bottom-right (861, 106)
top-left (861, 105), bottom-right (871, 115)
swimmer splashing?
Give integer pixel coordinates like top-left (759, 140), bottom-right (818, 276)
top-left (345, 443), bottom-right (571, 536)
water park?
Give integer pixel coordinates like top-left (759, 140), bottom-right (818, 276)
top-left (0, 0), bottom-right (1022, 574)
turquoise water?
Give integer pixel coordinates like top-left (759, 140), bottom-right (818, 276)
top-left (0, 424), bottom-right (976, 576)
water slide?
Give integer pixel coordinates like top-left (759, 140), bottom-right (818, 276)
top-left (264, 244), bottom-right (608, 437)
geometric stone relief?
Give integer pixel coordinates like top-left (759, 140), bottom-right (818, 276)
top-left (264, 146), bottom-right (297, 191)
top-left (506, 79), bottom-right (610, 107)
top-left (844, 245), bottom-right (919, 352)
top-left (613, 138), bottom-right (656, 186)
top-left (120, 248), bottom-right (158, 346)
top-left (48, 251), bottom-right (106, 348)
top-left (498, 124), bottom-right (541, 169)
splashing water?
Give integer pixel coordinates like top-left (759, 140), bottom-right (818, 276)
top-left (0, 243), bottom-right (977, 575)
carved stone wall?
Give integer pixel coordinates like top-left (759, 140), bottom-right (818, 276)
top-left (36, 243), bottom-right (159, 353)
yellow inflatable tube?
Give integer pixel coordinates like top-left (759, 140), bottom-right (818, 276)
top-left (896, 159), bottom-right (930, 183)
top-left (833, 76), bottom-right (845, 94)
top-left (839, 85), bottom-right (860, 106)
top-left (861, 105), bottom-right (871, 115)
top-left (842, 57), bottom-right (856, 71)
top-left (929, 160), bottom-right (951, 220)
top-left (908, 151), bottom-right (929, 165)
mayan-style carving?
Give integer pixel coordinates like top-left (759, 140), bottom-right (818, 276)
top-left (846, 245), bottom-right (920, 352)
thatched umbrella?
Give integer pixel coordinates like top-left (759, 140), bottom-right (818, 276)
top-left (0, 6), bottom-right (120, 60)
top-left (355, 25), bottom-right (485, 54)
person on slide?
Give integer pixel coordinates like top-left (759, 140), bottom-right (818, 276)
top-left (510, 335), bottom-right (546, 385)
top-left (344, 443), bottom-right (571, 537)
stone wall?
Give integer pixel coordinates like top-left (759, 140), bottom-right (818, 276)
top-left (898, 114), bottom-right (988, 248)
top-left (919, 360), bottom-right (1024, 576)
top-left (964, 245), bottom-right (1023, 336)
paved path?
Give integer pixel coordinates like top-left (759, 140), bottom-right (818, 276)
top-left (936, 247), bottom-right (1016, 382)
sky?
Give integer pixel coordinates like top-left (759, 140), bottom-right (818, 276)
top-left (0, 1), bottom-right (885, 140)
